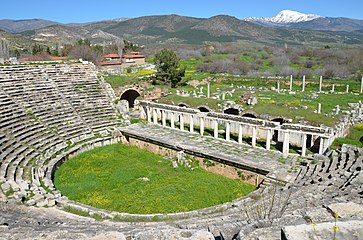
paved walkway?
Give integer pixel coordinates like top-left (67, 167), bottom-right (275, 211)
top-left (120, 123), bottom-right (301, 182)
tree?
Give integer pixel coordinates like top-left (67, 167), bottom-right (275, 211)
top-left (154, 49), bottom-right (185, 88)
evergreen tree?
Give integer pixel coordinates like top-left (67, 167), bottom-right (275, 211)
top-left (154, 49), bottom-right (185, 88)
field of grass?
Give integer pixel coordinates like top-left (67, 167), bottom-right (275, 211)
top-left (54, 143), bottom-right (255, 214)
top-left (331, 124), bottom-right (363, 149)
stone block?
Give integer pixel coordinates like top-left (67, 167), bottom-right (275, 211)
top-left (1, 182), bottom-right (11, 193)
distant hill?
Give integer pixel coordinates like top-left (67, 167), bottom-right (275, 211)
top-left (1, 14), bottom-right (363, 48)
top-left (0, 30), bottom-right (35, 50)
top-left (0, 19), bottom-right (60, 33)
top-left (244, 10), bottom-right (363, 32)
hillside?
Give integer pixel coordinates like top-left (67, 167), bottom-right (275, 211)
top-left (0, 19), bottom-right (59, 33)
top-left (25, 14), bottom-right (361, 47)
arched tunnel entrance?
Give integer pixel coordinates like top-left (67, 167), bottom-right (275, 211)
top-left (242, 113), bottom-right (256, 118)
top-left (224, 108), bottom-right (239, 115)
top-left (178, 103), bottom-right (189, 108)
top-left (198, 106), bottom-right (210, 112)
top-left (120, 89), bottom-right (140, 108)
top-left (271, 118), bottom-right (285, 141)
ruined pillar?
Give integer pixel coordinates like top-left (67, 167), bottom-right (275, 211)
top-left (170, 112), bottom-right (175, 128)
top-left (302, 75), bottom-right (305, 92)
top-left (289, 75), bottom-right (293, 92)
top-left (266, 129), bottom-right (271, 150)
top-left (331, 84), bottom-right (335, 93)
top-left (282, 131), bottom-right (290, 157)
top-left (319, 137), bottom-right (325, 155)
top-left (214, 120), bottom-right (218, 138)
top-left (180, 114), bottom-right (184, 131)
top-left (361, 76), bottom-right (363, 94)
top-left (319, 76), bottom-right (323, 92)
top-left (162, 110), bottom-right (166, 127)
top-left (277, 81), bottom-right (280, 93)
top-left (301, 134), bottom-right (307, 157)
top-left (225, 121), bottom-right (230, 141)
top-left (207, 82), bottom-right (210, 98)
top-left (252, 126), bottom-right (257, 147)
top-left (153, 109), bottom-right (158, 124)
top-left (346, 84), bottom-right (349, 93)
top-left (200, 117), bottom-right (204, 136)
top-left (147, 107), bottom-right (152, 122)
top-left (189, 115), bottom-right (194, 133)
top-left (317, 103), bottom-right (321, 114)
top-left (238, 124), bottom-right (243, 144)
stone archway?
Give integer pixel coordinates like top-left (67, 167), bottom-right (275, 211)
top-left (178, 103), bottom-right (189, 108)
top-left (120, 89), bottom-right (141, 108)
top-left (242, 113), bottom-right (257, 118)
top-left (224, 107), bottom-right (240, 115)
top-left (198, 106), bottom-right (210, 112)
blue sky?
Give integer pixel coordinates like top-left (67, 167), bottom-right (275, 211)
top-left (2, 0), bottom-right (362, 23)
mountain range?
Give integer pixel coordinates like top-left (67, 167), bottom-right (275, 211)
top-left (1, 10), bottom-right (363, 49)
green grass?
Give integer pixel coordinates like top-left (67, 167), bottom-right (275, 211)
top-left (54, 143), bottom-right (255, 214)
top-left (331, 124), bottom-right (363, 149)
top-left (104, 75), bottom-right (139, 89)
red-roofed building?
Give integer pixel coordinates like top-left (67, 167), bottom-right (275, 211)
top-left (99, 52), bottom-right (145, 67)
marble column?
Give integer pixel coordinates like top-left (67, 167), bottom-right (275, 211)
top-left (238, 124), bottom-right (243, 144)
top-left (266, 129), bottom-right (271, 150)
top-left (319, 137), bottom-right (325, 155)
top-left (162, 110), bottom-right (166, 127)
top-left (331, 84), bottom-right (335, 93)
top-left (207, 82), bottom-right (210, 98)
top-left (180, 114), bottom-right (184, 131)
top-left (277, 81), bottom-right (280, 93)
top-left (153, 109), bottom-right (158, 124)
top-left (302, 75), bottom-right (305, 92)
top-left (147, 107), bottom-right (152, 122)
top-left (282, 131), bottom-right (290, 157)
top-left (289, 75), bottom-right (293, 92)
top-left (200, 117), bottom-right (204, 136)
top-left (301, 134), bottom-right (307, 157)
top-left (214, 120), bottom-right (218, 138)
top-left (225, 121), bottom-right (230, 141)
top-left (170, 112), bottom-right (175, 128)
top-left (317, 103), bottom-right (321, 114)
top-left (319, 76), bottom-right (323, 92)
top-left (346, 84), bottom-right (349, 93)
top-left (252, 126), bottom-right (257, 147)
top-left (360, 76), bottom-right (363, 93)
top-left (189, 115), bottom-right (194, 133)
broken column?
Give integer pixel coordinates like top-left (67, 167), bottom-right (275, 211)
top-left (331, 84), bottom-right (335, 93)
top-left (335, 105), bottom-right (340, 115)
top-left (147, 107), bottom-right (152, 122)
top-left (302, 75), bottom-right (305, 92)
top-left (317, 103), bottom-right (321, 114)
top-left (207, 82), bottom-right (210, 98)
top-left (277, 81), bottom-right (280, 93)
top-left (319, 76), bottom-right (323, 92)
top-left (189, 115), bottom-right (194, 133)
top-left (289, 75), bottom-right (293, 92)
top-left (361, 76), bottom-right (363, 94)
top-left (346, 84), bottom-right (349, 93)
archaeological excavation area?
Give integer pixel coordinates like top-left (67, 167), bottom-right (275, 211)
top-left (0, 62), bottom-right (363, 239)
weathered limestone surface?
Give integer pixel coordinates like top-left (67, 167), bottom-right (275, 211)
top-left (120, 123), bottom-right (299, 182)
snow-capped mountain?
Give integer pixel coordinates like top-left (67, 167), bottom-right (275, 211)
top-left (245, 10), bottom-right (323, 25)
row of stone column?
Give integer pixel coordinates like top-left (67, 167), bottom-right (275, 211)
top-left (283, 75), bottom-right (363, 93)
top-left (146, 106), bottom-right (329, 157)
